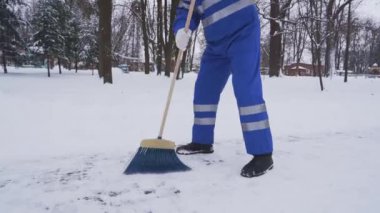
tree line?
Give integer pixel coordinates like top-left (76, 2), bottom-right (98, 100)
top-left (258, 0), bottom-right (380, 89)
top-left (1, 0), bottom-right (99, 77)
top-left (1, 0), bottom-right (379, 87)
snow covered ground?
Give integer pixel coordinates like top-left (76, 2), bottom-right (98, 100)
top-left (0, 67), bottom-right (380, 213)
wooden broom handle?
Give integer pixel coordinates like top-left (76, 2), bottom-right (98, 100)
top-left (158, 0), bottom-right (196, 139)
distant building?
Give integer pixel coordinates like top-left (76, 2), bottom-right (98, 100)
top-left (283, 63), bottom-right (325, 76)
top-left (368, 63), bottom-right (380, 75)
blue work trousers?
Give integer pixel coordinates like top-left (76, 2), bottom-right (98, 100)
top-left (192, 22), bottom-right (273, 155)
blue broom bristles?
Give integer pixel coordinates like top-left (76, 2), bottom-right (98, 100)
top-left (124, 147), bottom-right (191, 175)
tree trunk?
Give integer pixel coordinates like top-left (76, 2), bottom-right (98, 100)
top-left (98, 0), bottom-right (113, 84)
top-left (75, 59), bottom-right (78, 73)
top-left (156, 0), bottom-right (164, 75)
top-left (2, 54), bottom-right (7, 74)
top-left (316, 2), bottom-right (324, 90)
top-left (335, 10), bottom-right (344, 70)
top-left (310, 0), bottom-right (323, 90)
top-left (47, 55), bottom-right (51, 78)
top-left (140, 0), bottom-right (150, 74)
top-left (344, 1), bottom-right (352, 83)
top-left (180, 50), bottom-right (187, 79)
top-left (325, 29), bottom-right (334, 77)
top-left (58, 58), bottom-right (62, 74)
top-left (281, 10), bottom-right (290, 72)
top-left (164, 0), bottom-right (179, 77)
top-left (164, 46), bottom-right (174, 77)
top-left (189, 29), bottom-right (198, 72)
top-left (352, 29), bottom-right (358, 73)
top-left (68, 59), bottom-right (72, 71)
top-left (281, 21), bottom-right (286, 72)
top-left (269, 0), bottom-right (281, 77)
top-left (310, 40), bottom-right (316, 76)
top-left (325, 0), bottom-right (353, 77)
top-left (317, 48), bottom-right (324, 90)
top-left (324, 0), bottom-right (335, 77)
top-left (297, 29), bottom-right (306, 69)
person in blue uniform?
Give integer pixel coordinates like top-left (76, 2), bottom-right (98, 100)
top-left (174, 0), bottom-right (273, 178)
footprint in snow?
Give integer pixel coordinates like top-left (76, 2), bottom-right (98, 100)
top-left (0, 179), bottom-right (12, 189)
top-left (59, 170), bottom-right (88, 185)
top-left (201, 159), bottom-right (224, 165)
top-left (81, 196), bottom-right (107, 206)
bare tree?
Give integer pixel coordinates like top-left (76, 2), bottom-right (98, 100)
top-left (156, 0), bottom-right (164, 75)
top-left (343, 1), bottom-right (352, 82)
top-left (188, 28), bottom-right (200, 73)
top-left (163, 0), bottom-right (179, 77)
top-left (301, 0), bottom-right (324, 90)
top-left (291, 2), bottom-right (307, 74)
top-left (124, 1), bottom-right (142, 61)
top-left (112, 6), bottom-right (130, 62)
top-left (98, 0), bottom-right (113, 83)
top-left (268, 0), bottom-right (293, 77)
top-left (325, 0), bottom-right (354, 77)
top-left (139, 0), bottom-right (150, 74)
top-left (334, 9), bottom-right (346, 70)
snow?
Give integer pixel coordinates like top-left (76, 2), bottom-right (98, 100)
top-left (1, 67), bottom-right (380, 213)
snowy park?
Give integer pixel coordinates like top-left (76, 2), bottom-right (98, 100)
top-left (1, 68), bottom-right (379, 212)
top-left (2, 0), bottom-right (380, 212)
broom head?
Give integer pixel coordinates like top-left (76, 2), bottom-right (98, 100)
top-left (124, 139), bottom-right (191, 175)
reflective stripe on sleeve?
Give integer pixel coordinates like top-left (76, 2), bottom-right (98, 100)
top-left (202, 0), bottom-right (254, 27)
top-left (239, 103), bottom-right (267, 116)
top-left (202, 0), bottom-right (222, 11)
top-left (178, 1), bottom-right (190, 9)
top-left (198, 0), bottom-right (221, 15)
top-left (242, 120), bottom-right (270, 132)
top-left (197, 5), bottom-right (204, 14)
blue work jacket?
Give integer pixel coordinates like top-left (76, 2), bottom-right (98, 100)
top-left (174, 0), bottom-right (259, 42)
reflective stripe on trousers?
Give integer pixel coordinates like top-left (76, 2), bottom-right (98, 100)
top-left (239, 103), bottom-right (270, 132)
top-left (193, 104), bottom-right (218, 126)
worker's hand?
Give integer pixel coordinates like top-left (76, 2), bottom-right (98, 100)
top-left (175, 28), bottom-right (192, 51)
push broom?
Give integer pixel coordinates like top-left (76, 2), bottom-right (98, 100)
top-left (124, 0), bottom-right (196, 174)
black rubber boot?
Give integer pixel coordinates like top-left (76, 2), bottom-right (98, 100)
top-left (241, 153), bottom-right (274, 178)
top-left (176, 143), bottom-right (214, 155)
